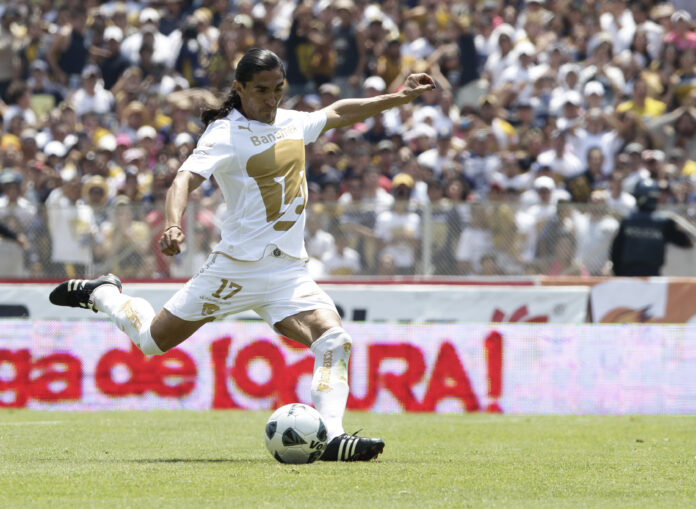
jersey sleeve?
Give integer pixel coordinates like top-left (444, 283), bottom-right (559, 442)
top-left (178, 122), bottom-right (233, 180)
top-left (301, 110), bottom-right (327, 144)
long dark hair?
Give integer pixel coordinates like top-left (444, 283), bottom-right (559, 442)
top-left (201, 48), bottom-right (285, 127)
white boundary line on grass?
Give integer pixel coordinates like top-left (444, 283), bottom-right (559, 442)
top-left (0, 421), bottom-right (64, 426)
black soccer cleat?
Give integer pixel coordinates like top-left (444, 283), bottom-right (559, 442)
top-left (320, 432), bottom-right (385, 462)
top-left (49, 274), bottom-right (122, 312)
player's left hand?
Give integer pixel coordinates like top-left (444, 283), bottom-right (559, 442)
top-left (402, 73), bottom-right (437, 100)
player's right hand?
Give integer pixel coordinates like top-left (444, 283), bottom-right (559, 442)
top-left (159, 226), bottom-right (184, 256)
top-left (402, 73), bottom-right (436, 99)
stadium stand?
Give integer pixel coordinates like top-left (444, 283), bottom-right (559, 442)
top-left (1, 0), bottom-right (696, 278)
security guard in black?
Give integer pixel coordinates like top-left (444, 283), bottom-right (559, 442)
top-left (611, 179), bottom-right (693, 276)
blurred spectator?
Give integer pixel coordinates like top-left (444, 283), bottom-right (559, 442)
top-left (322, 228), bottom-right (361, 276)
top-left (175, 16), bottom-right (211, 88)
top-left (160, 1), bottom-right (185, 36)
top-left (375, 173), bottom-right (421, 275)
top-left (462, 128), bottom-right (501, 194)
top-left (99, 26), bottom-right (130, 90)
top-left (619, 143), bottom-right (645, 189)
top-left (3, 0), bottom-right (696, 278)
top-left (617, 76), bottom-right (666, 118)
top-left (285, 5), bottom-right (316, 97)
top-left (27, 60), bottom-right (63, 108)
top-left (3, 81), bottom-right (37, 128)
top-left (69, 65), bottom-right (114, 116)
top-left (546, 230), bottom-right (589, 277)
top-left (332, 0), bottom-right (366, 99)
top-left (455, 202), bottom-right (494, 274)
top-left (426, 177), bottom-right (459, 275)
top-left (648, 106), bottom-right (696, 161)
top-left (606, 170), bottom-right (637, 218)
top-left (45, 172), bottom-right (99, 277)
top-left (517, 175), bottom-right (559, 263)
top-left (82, 175), bottom-right (110, 228)
top-left (611, 178), bottom-right (694, 276)
top-left (476, 95), bottom-right (516, 150)
top-left (537, 128), bottom-right (584, 179)
top-left (0, 170), bottom-right (35, 232)
top-left (0, 7), bottom-right (19, 101)
top-left (47, 8), bottom-right (88, 87)
top-left (305, 207), bottom-right (335, 261)
top-left (569, 108), bottom-right (621, 176)
top-left (103, 195), bottom-right (150, 278)
top-left (566, 147), bottom-right (607, 204)
top-left (574, 191), bottom-right (620, 276)
top-left (120, 8), bottom-right (173, 68)
top-left (356, 165), bottom-right (394, 214)
top-left (536, 198), bottom-right (577, 264)
top-left (664, 10), bottom-right (696, 51)
top-left (0, 217), bottom-right (28, 277)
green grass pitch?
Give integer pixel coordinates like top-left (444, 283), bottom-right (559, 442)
top-left (1, 411), bottom-right (694, 508)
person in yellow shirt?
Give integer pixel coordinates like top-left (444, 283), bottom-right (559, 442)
top-left (668, 147), bottom-right (696, 177)
top-left (616, 77), bottom-right (666, 118)
top-left (376, 36), bottom-right (416, 90)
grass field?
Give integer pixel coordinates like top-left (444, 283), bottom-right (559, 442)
top-left (1, 411), bottom-right (694, 509)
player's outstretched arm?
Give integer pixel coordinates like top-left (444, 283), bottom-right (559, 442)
top-left (321, 73), bottom-right (436, 133)
top-left (159, 170), bottom-right (206, 256)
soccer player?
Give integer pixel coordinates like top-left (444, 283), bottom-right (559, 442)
top-left (49, 48), bottom-right (435, 461)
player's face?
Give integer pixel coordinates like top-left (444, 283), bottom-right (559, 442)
top-left (235, 68), bottom-right (285, 124)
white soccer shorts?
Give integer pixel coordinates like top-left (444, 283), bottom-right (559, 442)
top-left (163, 248), bottom-right (338, 327)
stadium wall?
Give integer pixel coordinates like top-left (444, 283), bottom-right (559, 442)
top-left (2, 281), bottom-right (696, 413)
top-left (4, 278), bottom-right (696, 323)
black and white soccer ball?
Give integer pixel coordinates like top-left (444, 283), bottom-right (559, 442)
top-left (265, 403), bottom-right (327, 464)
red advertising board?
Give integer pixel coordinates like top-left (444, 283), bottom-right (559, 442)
top-left (2, 321), bottom-right (696, 414)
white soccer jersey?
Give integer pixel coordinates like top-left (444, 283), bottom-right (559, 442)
top-left (179, 108), bottom-right (327, 260)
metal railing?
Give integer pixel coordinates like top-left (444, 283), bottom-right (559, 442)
top-left (2, 199), bottom-right (695, 279)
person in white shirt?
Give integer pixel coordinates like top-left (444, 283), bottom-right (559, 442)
top-left (0, 171), bottom-right (36, 232)
top-left (536, 129), bottom-right (584, 179)
top-left (483, 24), bottom-right (516, 88)
top-left (606, 171), bottom-right (637, 218)
top-left (338, 165), bottom-right (394, 214)
top-left (50, 48), bottom-right (436, 462)
top-left (119, 9), bottom-right (176, 68)
top-left (375, 173), bottom-right (421, 274)
top-left (305, 208), bottom-right (335, 260)
top-left (322, 229), bottom-right (361, 276)
top-left (516, 175), bottom-right (560, 262)
top-left (568, 108), bottom-right (621, 176)
top-left (46, 173), bottom-right (98, 276)
top-left (69, 65), bottom-right (115, 117)
top-left (455, 202), bottom-right (494, 274)
top-left (574, 191), bottom-right (620, 276)
top-left (497, 41), bottom-right (537, 102)
top-left (2, 81), bottom-right (37, 129)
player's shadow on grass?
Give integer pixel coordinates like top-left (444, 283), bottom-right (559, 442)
top-left (128, 458), bottom-right (268, 464)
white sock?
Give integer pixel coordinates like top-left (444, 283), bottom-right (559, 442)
top-left (310, 327), bottom-right (351, 441)
top-left (92, 285), bottom-right (163, 355)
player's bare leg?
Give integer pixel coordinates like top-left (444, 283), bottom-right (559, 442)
top-left (149, 309), bottom-right (214, 351)
top-left (275, 308), bottom-right (385, 461)
top-left (49, 274), bottom-right (211, 354)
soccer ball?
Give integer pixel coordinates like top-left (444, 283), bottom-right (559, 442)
top-left (265, 403), bottom-right (327, 464)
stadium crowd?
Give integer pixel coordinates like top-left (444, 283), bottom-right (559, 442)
top-left (1, 0), bottom-right (696, 279)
